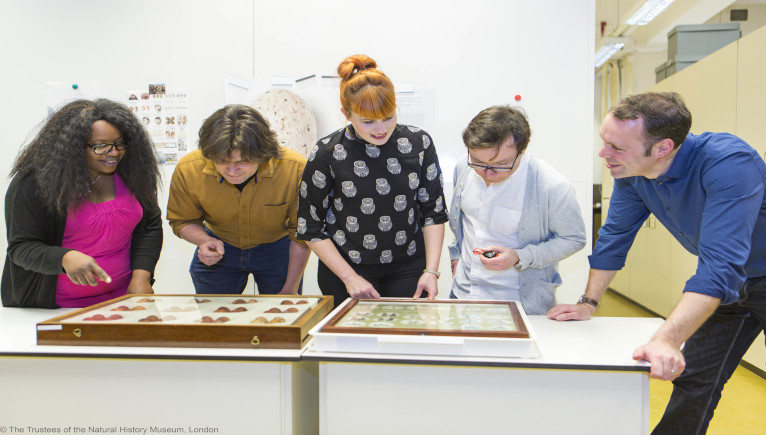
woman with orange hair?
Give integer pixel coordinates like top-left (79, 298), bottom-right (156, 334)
top-left (297, 54), bottom-right (448, 307)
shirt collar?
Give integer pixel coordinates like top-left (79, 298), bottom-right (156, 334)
top-left (658, 133), bottom-right (694, 181)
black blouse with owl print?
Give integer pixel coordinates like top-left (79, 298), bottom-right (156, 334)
top-left (297, 124), bottom-right (448, 266)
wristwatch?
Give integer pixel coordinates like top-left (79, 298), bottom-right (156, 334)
top-left (577, 294), bottom-right (599, 309)
top-left (423, 268), bottom-right (441, 278)
top-left (513, 259), bottom-right (523, 271)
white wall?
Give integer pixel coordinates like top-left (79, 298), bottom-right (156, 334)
top-left (0, 0), bottom-right (254, 293)
top-left (0, 0), bottom-right (594, 303)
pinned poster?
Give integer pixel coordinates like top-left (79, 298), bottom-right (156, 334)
top-left (127, 84), bottom-right (189, 164)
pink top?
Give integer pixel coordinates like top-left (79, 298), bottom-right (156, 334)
top-left (56, 175), bottom-right (143, 307)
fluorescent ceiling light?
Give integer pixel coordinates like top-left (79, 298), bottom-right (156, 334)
top-left (594, 38), bottom-right (626, 68)
top-left (626, 0), bottom-right (675, 26)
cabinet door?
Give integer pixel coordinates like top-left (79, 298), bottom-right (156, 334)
top-left (629, 217), bottom-right (671, 317)
top-left (743, 332), bottom-right (766, 373)
top-left (600, 199), bottom-right (630, 297)
top-left (669, 242), bottom-right (697, 309)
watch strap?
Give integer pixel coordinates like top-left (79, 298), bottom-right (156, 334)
top-left (577, 294), bottom-right (599, 309)
top-left (423, 268), bottom-right (441, 278)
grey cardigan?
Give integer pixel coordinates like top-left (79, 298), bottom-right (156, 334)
top-left (448, 153), bottom-right (586, 314)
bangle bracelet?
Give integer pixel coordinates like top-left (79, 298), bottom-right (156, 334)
top-left (423, 268), bottom-right (441, 278)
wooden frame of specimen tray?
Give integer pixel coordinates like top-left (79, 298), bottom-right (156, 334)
top-left (37, 294), bottom-right (333, 349)
top-left (309, 298), bottom-right (540, 358)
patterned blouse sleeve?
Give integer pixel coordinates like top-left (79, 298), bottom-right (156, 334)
top-left (416, 131), bottom-right (449, 226)
top-left (297, 142), bottom-right (333, 241)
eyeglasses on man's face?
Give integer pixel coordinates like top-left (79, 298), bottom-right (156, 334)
top-left (467, 152), bottom-right (519, 173)
top-left (87, 141), bottom-right (128, 155)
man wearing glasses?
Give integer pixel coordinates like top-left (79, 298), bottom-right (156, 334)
top-left (447, 105), bottom-right (585, 314)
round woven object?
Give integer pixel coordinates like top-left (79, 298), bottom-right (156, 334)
top-left (252, 89), bottom-right (317, 158)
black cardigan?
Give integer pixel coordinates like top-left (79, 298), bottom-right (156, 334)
top-left (1, 173), bottom-right (163, 308)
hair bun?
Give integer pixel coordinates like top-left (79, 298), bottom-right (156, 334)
top-left (337, 54), bottom-right (378, 81)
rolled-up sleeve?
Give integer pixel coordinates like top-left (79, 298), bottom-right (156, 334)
top-left (684, 153), bottom-right (764, 304)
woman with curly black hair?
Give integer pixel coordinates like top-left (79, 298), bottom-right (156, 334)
top-left (2, 99), bottom-right (163, 308)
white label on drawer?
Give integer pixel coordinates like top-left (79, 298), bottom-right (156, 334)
top-left (37, 325), bottom-right (63, 331)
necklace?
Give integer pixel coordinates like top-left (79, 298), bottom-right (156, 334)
top-left (87, 175), bottom-right (102, 195)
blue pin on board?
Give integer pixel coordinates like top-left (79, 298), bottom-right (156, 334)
top-left (72, 84), bottom-right (78, 89)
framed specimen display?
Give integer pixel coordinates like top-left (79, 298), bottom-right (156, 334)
top-left (37, 294), bottom-right (333, 349)
top-left (309, 298), bottom-right (540, 358)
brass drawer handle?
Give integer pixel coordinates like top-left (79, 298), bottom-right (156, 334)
top-left (251, 335), bottom-right (260, 346)
top-left (73, 328), bottom-right (82, 338)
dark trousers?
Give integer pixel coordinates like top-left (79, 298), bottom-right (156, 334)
top-left (317, 255), bottom-right (426, 308)
top-left (652, 276), bottom-right (766, 434)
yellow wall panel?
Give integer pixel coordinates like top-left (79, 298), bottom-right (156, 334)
top-left (736, 25), bottom-right (766, 159)
top-left (672, 42), bottom-right (738, 135)
top-left (649, 75), bottom-right (674, 93)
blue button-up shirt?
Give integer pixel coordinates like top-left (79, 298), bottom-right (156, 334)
top-left (591, 132), bottom-right (766, 304)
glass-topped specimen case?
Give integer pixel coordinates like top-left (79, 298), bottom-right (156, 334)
top-left (309, 298), bottom-right (540, 358)
top-left (37, 294), bottom-right (333, 349)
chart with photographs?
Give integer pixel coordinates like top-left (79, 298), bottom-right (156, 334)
top-left (321, 299), bottom-right (528, 338)
top-left (37, 295), bottom-right (333, 349)
top-left (127, 84), bottom-right (189, 164)
top-left (310, 299), bottom-right (539, 358)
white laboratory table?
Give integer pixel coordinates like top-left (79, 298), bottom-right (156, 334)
top-left (0, 306), bottom-right (318, 434)
top-left (303, 315), bottom-right (665, 435)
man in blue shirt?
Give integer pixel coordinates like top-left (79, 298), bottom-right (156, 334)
top-left (547, 92), bottom-right (766, 434)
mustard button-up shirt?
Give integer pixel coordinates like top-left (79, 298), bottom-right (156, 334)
top-left (167, 148), bottom-right (306, 249)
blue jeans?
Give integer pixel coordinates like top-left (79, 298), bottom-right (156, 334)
top-left (652, 276), bottom-right (766, 434)
top-left (189, 233), bottom-right (302, 295)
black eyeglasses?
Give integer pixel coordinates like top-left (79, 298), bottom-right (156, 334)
top-left (87, 141), bottom-right (128, 155)
top-left (468, 152), bottom-right (519, 173)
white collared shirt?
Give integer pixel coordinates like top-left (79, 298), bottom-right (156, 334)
top-left (453, 153), bottom-right (529, 300)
